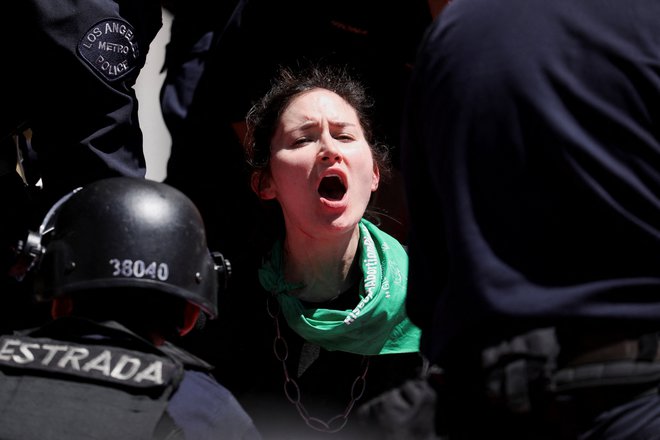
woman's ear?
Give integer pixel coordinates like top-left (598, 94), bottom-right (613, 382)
top-left (251, 171), bottom-right (276, 200)
top-left (51, 296), bottom-right (74, 319)
top-left (179, 302), bottom-right (201, 337)
top-left (371, 164), bottom-right (380, 192)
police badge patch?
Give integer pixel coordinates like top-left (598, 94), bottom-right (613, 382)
top-left (78, 18), bottom-right (141, 82)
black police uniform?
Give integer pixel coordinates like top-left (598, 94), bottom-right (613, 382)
top-left (2, 0), bottom-right (162, 335)
top-left (0, 317), bottom-right (261, 440)
top-left (402, 0), bottom-right (660, 438)
top-left (5, 0), bottom-right (162, 205)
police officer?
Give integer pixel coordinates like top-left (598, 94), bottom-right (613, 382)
top-left (4, 0), bottom-right (161, 203)
top-left (402, 0), bottom-right (660, 438)
top-left (2, 0), bottom-right (164, 334)
top-left (0, 177), bottom-right (261, 440)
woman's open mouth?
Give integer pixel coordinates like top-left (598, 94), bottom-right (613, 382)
top-left (318, 175), bottom-right (346, 201)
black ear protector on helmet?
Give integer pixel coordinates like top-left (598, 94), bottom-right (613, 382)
top-left (211, 251), bottom-right (232, 291)
top-left (9, 177), bottom-right (229, 319)
top-left (9, 187), bottom-right (82, 282)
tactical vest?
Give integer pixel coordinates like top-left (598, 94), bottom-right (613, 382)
top-left (0, 320), bottom-right (185, 440)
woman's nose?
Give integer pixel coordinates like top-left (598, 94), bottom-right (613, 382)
top-left (319, 135), bottom-right (343, 162)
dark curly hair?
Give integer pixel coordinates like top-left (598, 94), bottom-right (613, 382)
top-left (244, 63), bottom-right (391, 183)
top-left (243, 63), bottom-right (392, 253)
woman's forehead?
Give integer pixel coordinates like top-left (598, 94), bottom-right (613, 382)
top-left (281, 89), bottom-right (358, 125)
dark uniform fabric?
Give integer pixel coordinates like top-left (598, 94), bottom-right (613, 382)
top-left (160, 0), bottom-right (240, 143)
top-left (402, 0), bottom-right (660, 438)
top-left (159, 0), bottom-right (259, 284)
top-left (1, 0), bottom-right (162, 335)
top-left (0, 318), bottom-right (261, 440)
top-left (5, 0), bottom-right (162, 205)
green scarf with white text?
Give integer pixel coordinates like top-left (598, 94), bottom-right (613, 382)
top-left (258, 218), bottom-right (421, 355)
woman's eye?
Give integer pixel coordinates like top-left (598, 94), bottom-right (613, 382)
top-left (293, 137), bottom-right (311, 146)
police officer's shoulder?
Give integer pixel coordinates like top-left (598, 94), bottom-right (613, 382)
top-left (159, 341), bottom-right (214, 372)
top-left (0, 319), bottom-right (185, 391)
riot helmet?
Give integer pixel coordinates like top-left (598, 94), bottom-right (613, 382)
top-left (24, 177), bottom-right (225, 318)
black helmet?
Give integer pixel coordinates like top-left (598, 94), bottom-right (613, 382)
top-left (29, 177), bottom-right (225, 318)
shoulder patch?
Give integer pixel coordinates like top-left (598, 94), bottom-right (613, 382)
top-left (77, 18), bottom-right (141, 81)
top-left (0, 335), bottom-right (179, 389)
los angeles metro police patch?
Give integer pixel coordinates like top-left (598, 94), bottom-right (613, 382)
top-left (0, 335), bottom-right (178, 389)
top-left (78, 18), bottom-right (140, 81)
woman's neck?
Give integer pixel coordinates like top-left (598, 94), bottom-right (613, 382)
top-left (283, 226), bottom-right (361, 303)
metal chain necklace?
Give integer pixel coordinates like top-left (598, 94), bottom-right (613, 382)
top-left (266, 296), bottom-right (371, 433)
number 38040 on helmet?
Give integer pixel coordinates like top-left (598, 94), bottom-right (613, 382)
top-left (30, 177), bottom-right (225, 318)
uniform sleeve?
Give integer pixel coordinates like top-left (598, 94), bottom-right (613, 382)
top-left (5, 0), bottom-right (162, 208)
top-left (168, 370), bottom-right (262, 440)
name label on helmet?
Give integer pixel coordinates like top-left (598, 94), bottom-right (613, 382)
top-left (109, 259), bottom-right (169, 281)
top-left (0, 336), bottom-right (177, 389)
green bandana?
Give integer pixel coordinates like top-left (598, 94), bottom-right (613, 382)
top-left (258, 218), bottom-right (421, 355)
